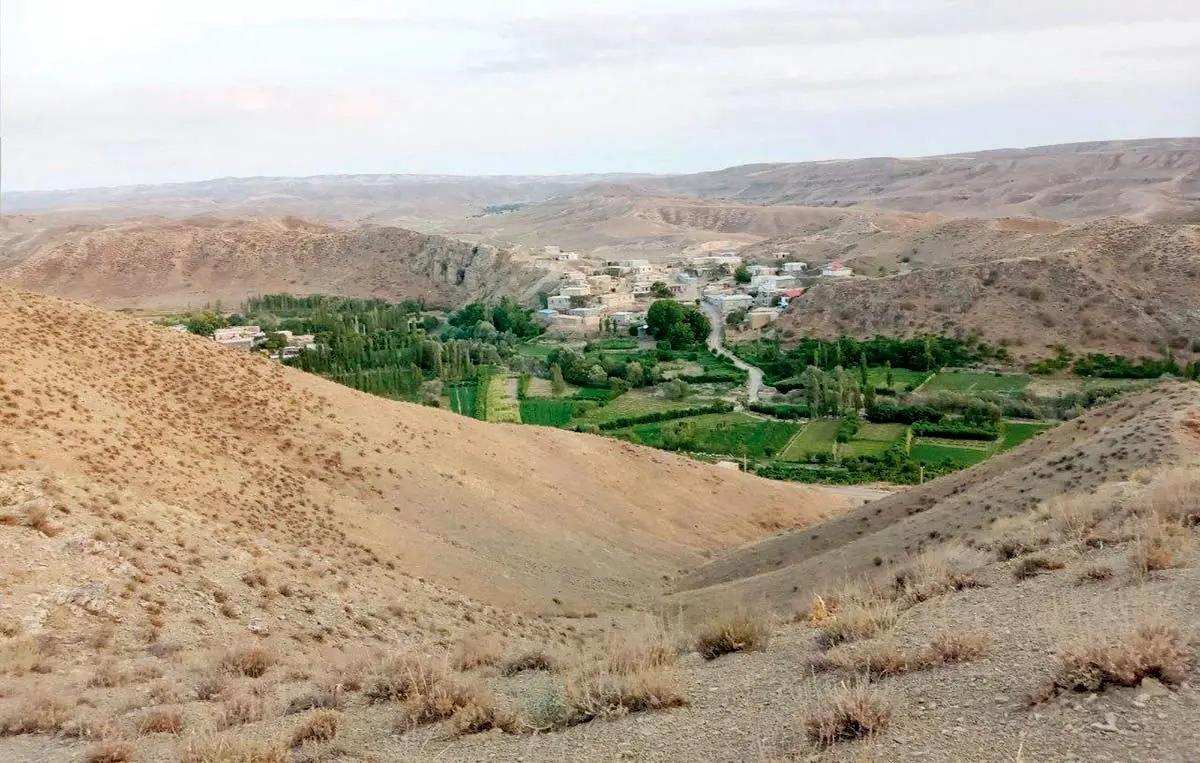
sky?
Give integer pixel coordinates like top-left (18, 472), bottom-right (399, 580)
top-left (2, 0), bottom-right (1199, 192)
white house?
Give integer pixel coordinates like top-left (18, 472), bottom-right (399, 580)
top-left (821, 261), bottom-right (853, 278)
top-left (704, 293), bottom-right (754, 315)
top-left (560, 285), bottom-right (591, 297)
top-left (535, 309), bottom-right (560, 324)
top-left (781, 261), bottom-right (808, 274)
top-left (213, 325), bottom-right (264, 352)
top-left (547, 295), bottom-right (573, 311)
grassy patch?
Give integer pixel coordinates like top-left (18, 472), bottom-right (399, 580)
top-left (618, 413), bottom-right (798, 458)
top-left (841, 422), bottom-right (907, 458)
top-left (923, 371), bottom-right (1030, 395)
top-left (867, 366), bottom-right (930, 392)
top-left (1000, 420), bottom-right (1053, 450)
top-left (910, 441), bottom-right (990, 468)
top-left (520, 398), bottom-right (578, 427)
top-left (573, 390), bottom-right (704, 424)
top-left (779, 419), bottom-right (840, 461)
top-left (446, 385), bottom-right (477, 418)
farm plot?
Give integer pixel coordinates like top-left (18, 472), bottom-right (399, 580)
top-left (922, 371), bottom-right (1030, 395)
top-left (519, 398), bottom-right (579, 427)
top-left (867, 367), bottom-right (931, 393)
top-left (573, 390), bottom-right (710, 425)
top-left (446, 385), bottom-right (478, 418)
top-left (840, 422), bottom-right (908, 458)
top-left (778, 419), bottom-right (840, 461)
top-left (618, 413), bottom-right (798, 458)
top-left (999, 420), bottom-right (1053, 451)
top-left (911, 440), bottom-right (990, 468)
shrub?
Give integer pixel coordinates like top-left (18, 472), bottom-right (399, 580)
top-left (814, 640), bottom-right (914, 679)
top-left (804, 681), bottom-right (892, 747)
top-left (215, 693), bottom-right (265, 729)
top-left (1131, 513), bottom-right (1191, 575)
top-left (500, 649), bottom-right (560, 677)
top-left (1, 695), bottom-right (71, 735)
top-left (817, 600), bottom-right (898, 648)
top-left (693, 611), bottom-right (770, 660)
top-left (1079, 565), bottom-right (1114, 583)
top-left (84, 738), bottom-right (134, 763)
top-left (1043, 620), bottom-right (1193, 698)
top-left (563, 666), bottom-right (687, 725)
top-left (893, 544), bottom-right (989, 603)
top-left (138, 707), bottom-right (184, 735)
top-left (450, 633), bottom-right (502, 671)
top-left (284, 685), bottom-right (343, 715)
top-left (289, 710), bottom-right (340, 748)
top-left (1150, 470), bottom-right (1200, 527)
top-left (365, 655), bottom-right (444, 704)
top-left (219, 645), bottom-right (275, 678)
top-left (180, 734), bottom-right (287, 763)
top-left (604, 630), bottom-right (677, 674)
top-left (1012, 555), bottom-right (1064, 580)
top-left (923, 632), bottom-right (991, 665)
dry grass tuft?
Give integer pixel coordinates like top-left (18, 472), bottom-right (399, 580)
top-left (219, 645), bottom-right (275, 678)
top-left (450, 632), bottom-right (503, 672)
top-left (805, 681), bottom-right (892, 747)
top-left (1038, 619), bottom-right (1194, 701)
top-left (0, 635), bottom-right (48, 675)
top-left (365, 655), bottom-right (445, 704)
top-left (396, 677), bottom-right (515, 735)
top-left (563, 665), bottom-right (687, 725)
top-left (1, 695), bottom-right (71, 736)
top-left (923, 631), bottom-right (992, 665)
top-left (84, 737), bottom-right (134, 763)
top-left (1012, 555), bottom-right (1064, 580)
top-left (694, 610), bottom-right (770, 660)
top-left (138, 706), bottom-right (184, 735)
top-left (814, 640), bottom-right (914, 679)
top-left (604, 629), bottom-right (678, 674)
top-left (180, 733), bottom-right (287, 763)
top-left (893, 544), bottom-right (989, 604)
top-left (1079, 565), bottom-right (1114, 583)
top-left (289, 710), bottom-right (341, 748)
top-left (500, 649), bottom-right (560, 677)
top-left (1131, 513), bottom-right (1192, 575)
top-left (817, 599), bottom-right (898, 648)
top-left (215, 692), bottom-right (266, 729)
top-left (1149, 469), bottom-right (1200, 527)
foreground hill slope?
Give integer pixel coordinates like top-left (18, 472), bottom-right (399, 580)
top-left (776, 217), bottom-right (1200, 359)
top-left (0, 218), bottom-right (555, 309)
top-left (0, 286), bottom-right (836, 619)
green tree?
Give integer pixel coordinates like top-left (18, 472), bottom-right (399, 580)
top-left (661, 378), bottom-right (691, 400)
top-left (734, 264), bottom-right (751, 284)
top-left (587, 364), bottom-right (608, 386)
top-left (550, 363), bottom-right (566, 395)
top-left (626, 361), bottom-right (644, 387)
top-left (885, 360), bottom-right (894, 389)
top-left (650, 281), bottom-right (672, 298)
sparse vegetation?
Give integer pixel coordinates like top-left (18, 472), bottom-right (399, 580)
top-left (693, 610), bottom-right (771, 660)
top-left (1037, 620), bottom-right (1194, 700)
top-left (804, 681), bottom-right (892, 747)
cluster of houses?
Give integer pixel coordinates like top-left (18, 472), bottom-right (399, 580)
top-left (526, 245), bottom-right (855, 336)
top-left (209, 325), bottom-right (316, 358)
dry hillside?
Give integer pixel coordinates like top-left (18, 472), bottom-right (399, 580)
top-left (776, 217), bottom-right (1200, 360)
top-left (644, 138), bottom-right (1200, 223)
top-left (0, 218), bottom-right (555, 309)
top-left (1, 288), bottom-right (1198, 762)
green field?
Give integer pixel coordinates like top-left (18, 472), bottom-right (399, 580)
top-left (446, 385), bottom-right (477, 417)
top-left (923, 371), bottom-right (1030, 395)
top-left (911, 440), bottom-right (990, 467)
top-left (999, 420), bottom-right (1053, 450)
top-left (867, 367), bottom-right (931, 393)
top-left (574, 387), bottom-right (619, 401)
top-left (574, 390), bottom-right (710, 425)
top-left (840, 422), bottom-right (908, 458)
top-left (478, 374), bottom-right (521, 423)
top-left (619, 413), bottom-right (798, 458)
top-left (519, 398), bottom-right (578, 427)
top-left (779, 419), bottom-right (841, 460)
top-left (514, 342), bottom-right (558, 359)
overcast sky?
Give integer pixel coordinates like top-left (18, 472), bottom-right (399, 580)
top-left (3, 0), bottom-right (1199, 191)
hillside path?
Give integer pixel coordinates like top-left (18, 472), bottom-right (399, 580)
top-left (701, 300), bottom-right (764, 402)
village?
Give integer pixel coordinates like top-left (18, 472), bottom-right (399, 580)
top-left (522, 245), bottom-right (854, 338)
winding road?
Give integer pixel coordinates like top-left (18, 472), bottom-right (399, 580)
top-left (701, 300), bottom-right (764, 402)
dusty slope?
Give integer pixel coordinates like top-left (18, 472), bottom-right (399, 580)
top-left (438, 191), bottom-right (936, 258)
top-left (675, 381), bottom-right (1200, 610)
top-left (0, 217), bottom-right (556, 309)
top-left (644, 138), bottom-right (1200, 222)
top-left (0, 285), bottom-right (837, 617)
top-left (775, 217), bottom-right (1200, 359)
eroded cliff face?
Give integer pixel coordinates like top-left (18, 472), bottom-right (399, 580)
top-left (0, 217), bottom-right (554, 308)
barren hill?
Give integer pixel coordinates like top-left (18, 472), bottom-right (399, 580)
top-left (1, 288), bottom-right (1198, 762)
top-left (643, 138), bottom-right (1200, 223)
top-left (0, 218), bottom-right (555, 309)
top-left (775, 217), bottom-right (1200, 360)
